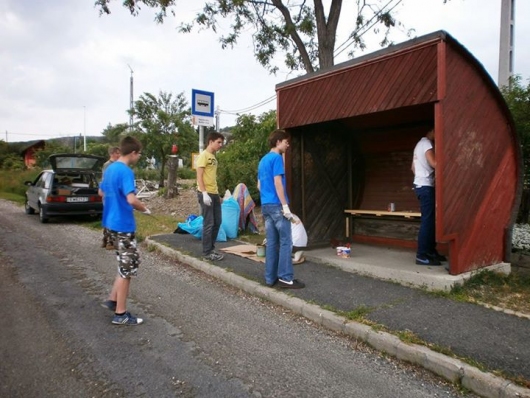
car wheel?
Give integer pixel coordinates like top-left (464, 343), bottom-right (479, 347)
top-left (39, 205), bottom-right (49, 223)
top-left (25, 199), bottom-right (35, 214)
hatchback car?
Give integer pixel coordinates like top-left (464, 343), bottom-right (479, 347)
top-left (24, 153), bottom-right (106, 223)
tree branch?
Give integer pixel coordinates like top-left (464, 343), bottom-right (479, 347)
top-left (270, 0), bottom-right (314, 73)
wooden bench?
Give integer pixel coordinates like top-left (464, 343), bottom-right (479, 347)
top-left (345, 210), bottom-right (421, 218)
top-left (344, 210), bottom-right (421, 238)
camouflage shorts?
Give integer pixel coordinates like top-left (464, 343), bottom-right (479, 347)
top-left (102, 227), bottom-right (114, 246)
top-left (109, 231), bottom-right (140, 278)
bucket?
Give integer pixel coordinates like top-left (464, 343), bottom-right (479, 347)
top-left (256, 244), bottom-right (266, 257)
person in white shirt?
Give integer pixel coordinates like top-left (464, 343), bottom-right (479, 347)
top-left (411, 129), bottom-right (447, 266)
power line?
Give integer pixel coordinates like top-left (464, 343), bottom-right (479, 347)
top-left (220, 0), bottom-right (404, 118)
top-left (334, 0), bottom-right (403, 58)
top-left (219, 94), bottom-right (277, 114)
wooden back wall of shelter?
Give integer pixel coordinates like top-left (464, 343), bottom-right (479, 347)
top-left (353, 125), bottom-right (428, 212)
top-left (288, 122), bottom-right (352, 246)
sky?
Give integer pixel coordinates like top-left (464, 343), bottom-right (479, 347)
top-left (1, 0), bottom-right (529, 143)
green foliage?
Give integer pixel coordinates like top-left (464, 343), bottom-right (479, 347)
top-left (0, 169), bottom-right (41, 196)
top-left (217, 110), bottom-right (276, 201)
top-left (101, 122), bottom-right (129, 143)
top-left (135, 168), bottom-right (164, 181)
top-left (96, 0), bottom-right (419, 74)
top-left (132, 91), bottom-right (198, 187)
top-left (1, 154), bottom-right (25, 170)
top-left (502, 75), bottom-right (530, 188)
top-left (0, 140), bottom-right (24, 170)
top-left (34, 141), bottom-right (73, 168)
top-left (177, 167), bottom-right (196, 180)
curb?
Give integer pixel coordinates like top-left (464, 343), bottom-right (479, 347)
top-left (146, 238), bottom-right (530, 398)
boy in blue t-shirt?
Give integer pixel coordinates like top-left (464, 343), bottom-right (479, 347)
top-left (100, 136), bottom-right (151, 325)
top-left (257, 129), bottom-right (305, 289)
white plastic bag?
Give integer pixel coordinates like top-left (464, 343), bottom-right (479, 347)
top-left (291, 214), bottom-right (308, 247)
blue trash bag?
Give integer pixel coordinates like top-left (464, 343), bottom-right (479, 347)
top-left (216, 225), bottom-right (227, 242)
top-left (176, 215), bottom-right (204, 238)
top-left (175, 215), bottom-right (228, 242)
top-left (221, 197), bottom-right (240, 239)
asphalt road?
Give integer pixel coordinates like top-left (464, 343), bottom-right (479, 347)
top-left (0, 199), bottom-right (475, 397)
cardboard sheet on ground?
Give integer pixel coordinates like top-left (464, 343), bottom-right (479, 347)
top-left (220, 245), bottom-right (305, 264)
top-left (221, 245), bottom-right (265, 263)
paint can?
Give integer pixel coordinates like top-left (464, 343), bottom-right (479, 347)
top-left (256, 244), bottom-right (266, 257)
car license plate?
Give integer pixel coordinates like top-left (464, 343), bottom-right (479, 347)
top-left (67, 197), bottom-right (89, 203)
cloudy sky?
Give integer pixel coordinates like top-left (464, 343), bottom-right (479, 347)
top-left (1, 0), bottom-right (529, 143)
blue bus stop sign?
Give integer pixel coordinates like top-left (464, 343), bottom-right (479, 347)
top-left (191, 89), bottom-right (215, 117)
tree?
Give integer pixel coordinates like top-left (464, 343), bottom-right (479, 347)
top-left (502, 75), bottom-right (530, 222)
top-left (96, 0), bottom-right (450, 74)
top-left (217, 110), bottom-right (276, 200)
top-left (132, 91), bottom-right (197, 187)
top-left (33, 141), bottom-right (72, 169)
top-left (502, 76), bottom-right (530, 188)
top-left (101, 122), bottom-right (129, 143)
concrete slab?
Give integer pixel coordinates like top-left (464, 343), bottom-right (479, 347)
top-left (303, 243), bottom-right (511, 291)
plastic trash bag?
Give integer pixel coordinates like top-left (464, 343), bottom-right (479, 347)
top-left (221, 197), bottom-right (240, 239)
top-left (291, 214), bottom-right (308, 247)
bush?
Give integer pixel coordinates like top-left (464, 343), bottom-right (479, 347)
top-left (178, 167), bottom-right (196, 180)
top-left (135, 168), bottom-right (163, 181)
top-left (216, 110), bottom-right (275, 202)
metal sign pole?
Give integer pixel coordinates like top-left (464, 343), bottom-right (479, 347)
top-left (199, 125), bottom-right (204, 152)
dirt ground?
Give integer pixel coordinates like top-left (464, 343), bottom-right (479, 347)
top-left (142, 179), bottom-right (264, 230)
top-left (142, 179), bottom-right (202, 220)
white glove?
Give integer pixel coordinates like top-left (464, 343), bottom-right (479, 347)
top-left (143, 208), bottom-right (151, 215)
top-left (282, 204), bottom-right (293, 220)
top-left (202, 191), bottom-right (212, 206)
top-left (290, 214), bottom-right (301, 224)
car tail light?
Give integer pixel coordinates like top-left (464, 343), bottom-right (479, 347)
top-left (47, 196), bottom-right (67, 203)
top-left (90, 196), bottom-right (102, 203)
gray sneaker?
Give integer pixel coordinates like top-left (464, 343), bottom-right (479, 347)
top-left (101, 300), bottom-right (117, 311)
top-left (203, 252), bottom-right (224, 261)
top-left (112, 311), bottom-right (144, 325)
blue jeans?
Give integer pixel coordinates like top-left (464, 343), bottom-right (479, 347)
top-left (414, 186), bottom-right (436, 257)
top-left (198, 193), bottom-right (222, 256)
top-left (262, 204), bottom-right (293, 284)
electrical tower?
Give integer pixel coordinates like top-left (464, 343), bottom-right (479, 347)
top-left (498, 0), bottom-right (515, 88)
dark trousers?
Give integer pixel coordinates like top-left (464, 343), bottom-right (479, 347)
top-left (415, 186), bottom-right (436, 257)
top-left (198, 193), bottom-right (222, 255)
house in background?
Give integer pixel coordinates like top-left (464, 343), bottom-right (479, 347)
top-left (21, 140), bottom-right (45, 168)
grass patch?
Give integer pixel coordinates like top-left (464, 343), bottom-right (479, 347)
top-left (446, 269), bottom-right (530, 314)
top-left (0, 169), bottom-right (41, 197)
top-left (328, 304), bottom-right (374, 321)
top-left (135, 213), bottom-right (177, 241)
top-left (0, 192), bottom-right (25, 204)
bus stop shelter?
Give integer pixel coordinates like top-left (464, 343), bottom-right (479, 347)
top-left (276, 31), bottom-right (521, 275)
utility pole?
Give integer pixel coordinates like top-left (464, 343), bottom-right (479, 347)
top-left (83, 106), bottom-right (87, 151)
top-left (498, 0), bottom-right (515, 88)
top-left (128, 64), bottom-right (134, 132)
top-left (215, 106), bottom-right (220, 132)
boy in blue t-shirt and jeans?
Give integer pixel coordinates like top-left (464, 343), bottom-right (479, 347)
top-left (100, 136), bottom-right (151, 325)
top-left (257, 129), bottom-right (305, 289)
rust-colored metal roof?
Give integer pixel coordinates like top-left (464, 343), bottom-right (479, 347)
top-left (277, 33), bottom-right (445, 128)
